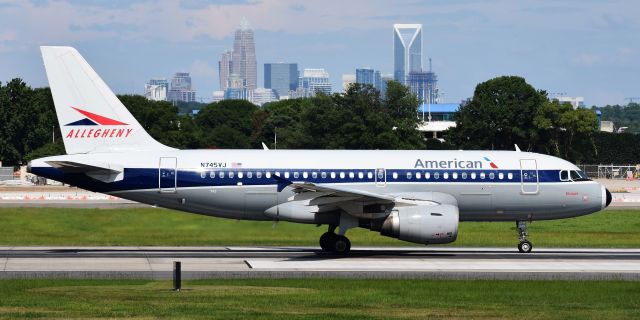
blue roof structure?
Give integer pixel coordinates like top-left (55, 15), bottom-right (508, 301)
top-left (418, 103), bottom-right (459, 113)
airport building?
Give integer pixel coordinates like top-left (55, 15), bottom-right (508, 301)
top-left (417, 103), bottom-right (459, 137)
top-left (264, 63), bottom-right (298, 99)
top-left (393, 24), bottom-right (422, 84)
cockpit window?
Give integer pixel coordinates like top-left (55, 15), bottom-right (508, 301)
top-left (560, 170), bottom-right (570, 181)
top-left (570, 170), bottom-right (590, 181)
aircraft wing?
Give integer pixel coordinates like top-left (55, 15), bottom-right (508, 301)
top-left (46, 160), bottom-right (124, 182)
top-left (288, 181), bottom-right (396, 202)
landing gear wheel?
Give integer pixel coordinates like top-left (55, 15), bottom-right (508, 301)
top-left (319, 232), bottom-right (335, 252)
top-left (518, 240), bottom-right (532, 253)
top-left (331, 235), bottom-right (351, 255)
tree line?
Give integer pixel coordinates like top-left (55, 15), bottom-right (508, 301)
top-left (1, 77), bottom-right (638, 168)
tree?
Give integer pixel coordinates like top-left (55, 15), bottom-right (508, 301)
top-left (447, 76), bottom-right (546, 151)
top-left (195, 100), bottom-right (258, 148)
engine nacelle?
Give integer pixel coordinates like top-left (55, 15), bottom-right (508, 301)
top-left (375, 204), bottom-right (459, 245)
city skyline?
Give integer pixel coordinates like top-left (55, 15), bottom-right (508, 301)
top-left (0, 1), bottom-right (638, 106)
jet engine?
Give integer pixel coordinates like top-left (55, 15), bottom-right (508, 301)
top-left (368, 204), bottom-right (459, 245)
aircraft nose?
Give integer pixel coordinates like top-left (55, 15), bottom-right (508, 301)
top-left (605, 188), bottom-right (612, 207)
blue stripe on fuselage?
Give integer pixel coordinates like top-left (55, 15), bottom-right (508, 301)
top-left (30, 167), bottom-right (568, 193)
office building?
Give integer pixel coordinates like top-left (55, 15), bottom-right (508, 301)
top-left (212, 91), bottom-right (224, 103)
top-left (342, 74), bottom-right (355, 92)
top-left (232, 18), bottom-right (257, 90)
top-left (298, 68), bottom-right (331, 97)
top-left (355, 68), bottom-right (382, 91)
top-left (223, 73), bottom-right (249, 101)
top-left (251, 88), bottom-right (278, 106)
top-left (264, 63), bottom-right (298, 99)
top-left (393, 24), bottom-right (422, 83)
top-left (144, 78), bottom-right (168, 101)
top-left (554, 96), bottom-right (585, 109)
top-left (218, 50), bottom-right (233, 91)
top-left (407, 70), bottom-right (439, 104)
top-left (380, 74), bottom-right (393, 97)
top-left (167, 72), bottom-right (196, 103)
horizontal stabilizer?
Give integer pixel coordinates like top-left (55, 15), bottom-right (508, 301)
top-left (46, 160), bottom-right (124, 183)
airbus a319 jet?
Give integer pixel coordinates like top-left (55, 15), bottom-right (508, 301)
top-left (29, 47), bottom-right (611, 254)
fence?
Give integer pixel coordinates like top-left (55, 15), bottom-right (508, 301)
top-left (0, 167), bottom-right (14, 181)
top-left (578, 164), bottom-right (640, 179)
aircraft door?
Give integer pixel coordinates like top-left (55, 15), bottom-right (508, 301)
top-left (375, 168), bottom-right (386, 187)
top-left (520, 159), bottom-right (539, 194)
top-left (159, 157), bottom-right (177, 193)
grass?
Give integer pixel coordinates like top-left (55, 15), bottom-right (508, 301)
top-left (0, 207), bottom-right (638, 247)
top-left (0, 279), bottom-right (638, 319)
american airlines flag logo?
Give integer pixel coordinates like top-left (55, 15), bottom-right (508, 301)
top-left (231, 162), bottom-right (242, 168)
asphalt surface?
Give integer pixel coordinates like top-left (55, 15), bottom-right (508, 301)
top-left (1, 246), bottom-right (639, 280)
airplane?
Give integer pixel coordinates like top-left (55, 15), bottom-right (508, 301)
top-left (28, 46), bottom-right (612, 254)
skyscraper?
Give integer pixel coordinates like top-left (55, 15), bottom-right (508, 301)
top-left (264, 63), bottom-right (298, 99)
top-left (356, 68), bottom-right (382, 91)
top-left (167, 72), bottom-right (196, 103)
top-left (232, 18), bottom-right (257, 91)
top-left (144, 78), bottom-right (168, 101)
top-left (218, 50), bottom-right (233, 91)
top-left (393, 24), bottom-right (422, 83)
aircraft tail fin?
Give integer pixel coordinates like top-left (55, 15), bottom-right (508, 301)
top-left (40, 46), bottom-right (173, 154)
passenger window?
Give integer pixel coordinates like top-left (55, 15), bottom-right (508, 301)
top-left (407, 172), bottom-right (412, 179)
top-left (471, 172), bottom-right (476, 180)
top-left (392, 172), bottom-right (398, 179)
top-left (416, 172), bottom-right (422, 179)
top-left (498, 172), bottom-right (504, 180)
top-left (508, 172), bottom-right (513, 180)
top-left (275, 171), bottom-right (280, 177)
top-left (358, 172), bottom-right (364, 179)
top-left (311, 172), bottom-right (317, 179)
top-left (219, 171), bottom-right (225, 178)
top-left (340, 172), bottom-right (345, 179)
top-left (443, 172), bottom-right (449, 179)
top-left (349, 172), bottom-right (354, 179)
top-left (367, 172), bottom-right (373, 179)
top-left (229, 171), bottom-right (235, 179)
top-left (480, 172), bottom-right (485, 179)
top-left (425, 172), bottom-right (430, 179)
top-left (294, 172), bottom-right (299, 179)
top-left (560, 170), bottom-right (569, 181)
top-left (256, 171), bottom-right (262, 179)
top-left (265, 172), bottom-right (270, 178)
top-left (284, 172), bottom-right (290, 179)
top-left (321, 172), bottom-right (327, 179)
top-left (434, 172), bottom-right (440, 179)
top-left (238, 172), bottom-right (244, 179)
top-left (200, 171), bottom-right (206, 179)
top-left (303, 172), bottom-right (308, 179)
top-left (452, 172), bottom-right (458, 179)
top-left (489, 172), bottom-right (495, 179)
top-left (210, 171), bottom-right (215, 178)
top-left (331, 172), bottom-right (336, 179)
top-left (461, 172), bottom-right (467, 179)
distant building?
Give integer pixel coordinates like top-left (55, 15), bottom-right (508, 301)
top-left (407, 70), bottom-right (439, 104)
top-left (417, 103), bottom-right (459, 138)
top-left (264, 63), bottom-right (298, 99)
top-left (341, 74), bottom-right (355, 92)
top-left (224, 73), bottom-right (249, 101)
top-left (218, 50), bottom-right (233, 91)
top-left (554, 96), bottom-right (585, 109)
top-left (380, 74), bottom-right (393, 97)
top-left (212, 91), bottom-right (225, 103)
top-left (232, 18), bottom-right (257, 91)
top-left (600, 120), bottom-right (614, 133)
top-left (298, 68), bottom-right (331, 97)
top-left (393, 24), bottom-right (422, 83)
top-left (251, 88), bottom-right (278, 106)
top-left (144, 78), bottom-right (168, 101)
top-left (167, 72), bottom-right (196, 103)
top-left (355, 68), bottom-right (382, 91)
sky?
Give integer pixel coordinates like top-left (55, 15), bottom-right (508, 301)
top-left (0, 0), bottom-right (638, 106)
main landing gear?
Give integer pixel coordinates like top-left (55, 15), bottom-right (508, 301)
top-left (516, 220), bottom-right (533, 253)
top-left (319, 225), bottom-right (351, 254)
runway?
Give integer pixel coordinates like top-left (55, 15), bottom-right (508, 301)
top-left (1, 246), bottom-right (639, 280)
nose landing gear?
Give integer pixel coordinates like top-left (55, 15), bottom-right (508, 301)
top-left (516, 220), bottom-right (533, 253)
